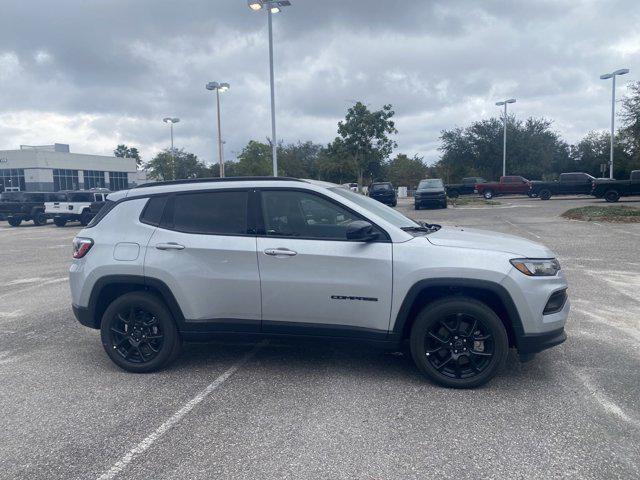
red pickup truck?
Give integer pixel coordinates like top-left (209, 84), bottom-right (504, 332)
top-left (475, 176), bottom-right (531, 199)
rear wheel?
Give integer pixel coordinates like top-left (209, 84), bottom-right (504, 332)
top-left (100, 292), bottom-right (182, 373)
top-left (53, 217), bottom-right (67, 227)
top-left (33, 211), bottom-right (47, 226)
top-left (604, 190), bottom-right (620, 203)
top-left (483, 190), bottom-right (494, 199)
top-left (539, 189), bottom-right (552, 200)
top-left (7, 217), bottom-right (21, 227)
top-left (409, 297), bottom-right (509, 388)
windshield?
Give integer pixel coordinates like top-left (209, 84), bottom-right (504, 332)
top-left (329, 187), bottom-right (419, 229)
top-left (371, 183), bottom-right (392, 191)
top-left (418, 179), bottom-right (443, 189)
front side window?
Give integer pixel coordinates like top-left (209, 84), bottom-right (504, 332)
top-left (169, 191), bottom-right (248, 235)
top-left (261, 190), bottom-right (367, 240)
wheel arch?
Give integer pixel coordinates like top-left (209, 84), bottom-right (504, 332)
top-left (87, 275), bottom-right (185, 329)
top-left (392, 279), bottom-right (523, 348)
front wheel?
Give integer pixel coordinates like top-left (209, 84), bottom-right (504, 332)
top-left (483, 190), bottom-right (494, 199)
top-left (53, 217), bottom-right (67, 227)
top-left (7, 217), bottom-right (21, 227)
top-left (100, 292), bottom-right (182, 373)
top-left (604, 190), bottom-right (620, 203)
top-left (409, 297), bottom-right (509, 388)
top-left (539, 189), bottom-right (552, 201)
top-left (33, 211), bottom-right (48, 226)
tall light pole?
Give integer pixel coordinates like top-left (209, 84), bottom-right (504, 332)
top-left (600, 68), bottom-right (630, 179)
top-left (495, 98), bottom-right (516, 177)
top-left (206, 82), bottom-right (230, 177)
top-left (248, 0), bottom-right (291, 177)
top-left (163, 117), bottom-right (180, 179)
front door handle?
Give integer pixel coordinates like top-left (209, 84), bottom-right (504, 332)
top-left (156, 242), bottom-right (185, 251)
top-left (264, 248), bottom-right (297, 257)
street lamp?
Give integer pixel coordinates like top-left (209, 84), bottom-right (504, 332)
top-left (247, 0), bottom-right (292, 176)
top-left (163, 117), bottom-right (180, 179)
top-left (495, 98), bottom-right (516, 177)
top-left (206, 82), bottom-right (230, 178)
top-left (600, 68), bottom-right (630, 179)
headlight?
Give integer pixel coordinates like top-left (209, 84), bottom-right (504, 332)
top-left (510, 258), bottom-right (560, 276)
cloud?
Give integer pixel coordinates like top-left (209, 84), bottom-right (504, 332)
top-left (0, 0), bottom-right (638, 166)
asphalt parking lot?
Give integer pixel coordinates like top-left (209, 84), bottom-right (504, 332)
top-left (1, 195), bottom-right (639, 479)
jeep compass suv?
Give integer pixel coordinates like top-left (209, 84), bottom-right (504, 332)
top-left (70, 177), bottom-right (568, 388)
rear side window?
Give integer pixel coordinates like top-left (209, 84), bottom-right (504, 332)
top-left (68, 192), bottom-right (94, 202)
top-left (140, 196), bottom-right (168, 226)
top-left (166, 191), bottom-right (249, 235)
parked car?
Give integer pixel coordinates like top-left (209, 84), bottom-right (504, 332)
top-left (0, 191), bottom-right (63, 227)
top-left (368, 181), bottom-right (397, 206)
top-left (591, 170), bottom-right (640, 202)
top-left (445, 177), bottom-right (486, 198)
top-left (70, 177), bottom-right (568, 388)
top-left (342, 183), bottom-right (358, 192)
top-left (474, 176), bottom-right (531, 199)
top-left (528, 172), bottom-right (596, 200)
top-left (414, 179), bottom-right (447, 209)
top-left (45, 189), bottom-right (110, 227)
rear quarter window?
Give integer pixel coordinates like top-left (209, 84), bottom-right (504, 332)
top-left (140, 196), bottom-right (168, 226)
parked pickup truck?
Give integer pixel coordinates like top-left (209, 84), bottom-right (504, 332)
top-left (45, 189), bottom-right (109, 227)
top-left (529, 172), bottom-right (596, 200)
top-left (445, 177), bottom-right (486, 198)
top-left (0, 191), bottom-right (65, 227)
top-left (474, 176), bottom-right (531, 199)
top-left (591, 170), bottom-right (640, 202)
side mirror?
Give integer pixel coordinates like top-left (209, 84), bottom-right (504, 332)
top-left (346, 220), bottom-right (379, 242)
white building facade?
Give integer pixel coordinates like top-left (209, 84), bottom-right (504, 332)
top-left (0, 144), bottom-right (139, 192)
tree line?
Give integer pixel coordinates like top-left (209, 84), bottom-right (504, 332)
top-left (120, 81), bottom-right (640, 188)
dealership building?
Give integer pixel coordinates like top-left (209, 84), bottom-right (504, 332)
top-left (0, 144), bottom-right (140, 193)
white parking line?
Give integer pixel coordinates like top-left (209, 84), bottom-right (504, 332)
top-left (502, 218), bottom-right (542, 239)
top-left (95, 342), bottom-right (265, 480)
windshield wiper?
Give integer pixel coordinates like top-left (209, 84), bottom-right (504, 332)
top-left (401, 221), bottom-right (441, 233)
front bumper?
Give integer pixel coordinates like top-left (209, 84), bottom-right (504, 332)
top-left (73, 304), bottom-right (99, 329)
top-left (415, 194), bottom-right (446, 206)
top-left (517, 327), bottom-right (566, 355)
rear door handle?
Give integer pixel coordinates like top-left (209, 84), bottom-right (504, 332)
top-left (156, 242), bottom-right (185, 251)
top-left (264, 248), bottom-right (297, 257)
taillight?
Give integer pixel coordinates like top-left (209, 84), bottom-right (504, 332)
top-left (73, 237), bottom-right (94, 259)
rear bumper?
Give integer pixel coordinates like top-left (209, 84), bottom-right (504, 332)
top-left (73, 304), bottom-right (99, 329)
top-left (517, 327), bottom-right (566, 355)
top-left (371, 196), bottom-right (396, 205)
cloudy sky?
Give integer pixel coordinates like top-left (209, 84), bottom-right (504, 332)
top-left (0, 0), bottom-right (638, 166)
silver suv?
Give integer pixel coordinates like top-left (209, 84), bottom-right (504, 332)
top-left (70, 177), bottom-right (569, 388)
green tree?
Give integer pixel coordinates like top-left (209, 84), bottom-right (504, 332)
top-left (316, 140), bottom-right (357, 184)
top-left (114, 144), bottom-right (142, 167)
top-left (334, 102), bottom-right (398, 189)
top-left (385, 154), bottom-right (428, 188)
top-left (145, 149), bottom-right (207, 181)
top-left (235, 141), bottom-right (273, 176)
top-left (571, 131), bottom-right (633, 179)
top-left (620, 81), bottom-right (640, 165)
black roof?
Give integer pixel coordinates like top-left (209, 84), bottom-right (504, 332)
top-left (134, 176), bottom-right (303, 189)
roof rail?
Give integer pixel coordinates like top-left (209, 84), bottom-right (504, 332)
top-left (133, 176), bottom-right (304, 189)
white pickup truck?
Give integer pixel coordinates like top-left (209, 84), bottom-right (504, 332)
top-left (45, 190), bottom-right (110, 227)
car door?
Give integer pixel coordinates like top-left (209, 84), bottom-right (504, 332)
top-left (256, 188), bottom-right (393, 336)
top-left (144, 189), bottom-right (262, 330)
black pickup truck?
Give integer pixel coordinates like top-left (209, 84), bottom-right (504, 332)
top-left (0, 191), bottom-right (64, 227)
top-left (591, 170), bottom-right (640, 202)
top-left (528, 172), bottom-right (596, 200)
top-left (445, 177), bottom-right (486, 198)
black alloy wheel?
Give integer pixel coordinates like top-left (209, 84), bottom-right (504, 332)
top-left (100, 292), bottom-right (181, 372)
top-left (410, 297), bottom-right (508, 388)
top-left (605, 190), bottom-right (620, 203)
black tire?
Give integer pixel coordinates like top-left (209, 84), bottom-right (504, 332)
top-left (100, 292), bottom-right (182, 373)
top-left (604, 190), bottom-right (620, 203)
top-left (391, 200), bottom-right (397, 207)
top-left (33, 211), bottom-right (48, 226)
top-left (414, 203), bottom-right (421, 210)
top-left (483, 190), bottom-right (494, 199)
top-left (79, 210), bottom-right (92, 226)
top-left (442, 200), bottom-right (448, 208)
top-left (409, 297), bottom-right (509, 388)
top-left (539, 189), bottom-right (552, 201)
top-left (7, 217), bottom-right (21, 227)
top-left (448, 190), bottom-right (460, 199)
top-left (53, 217), bottom-right (67, 227)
